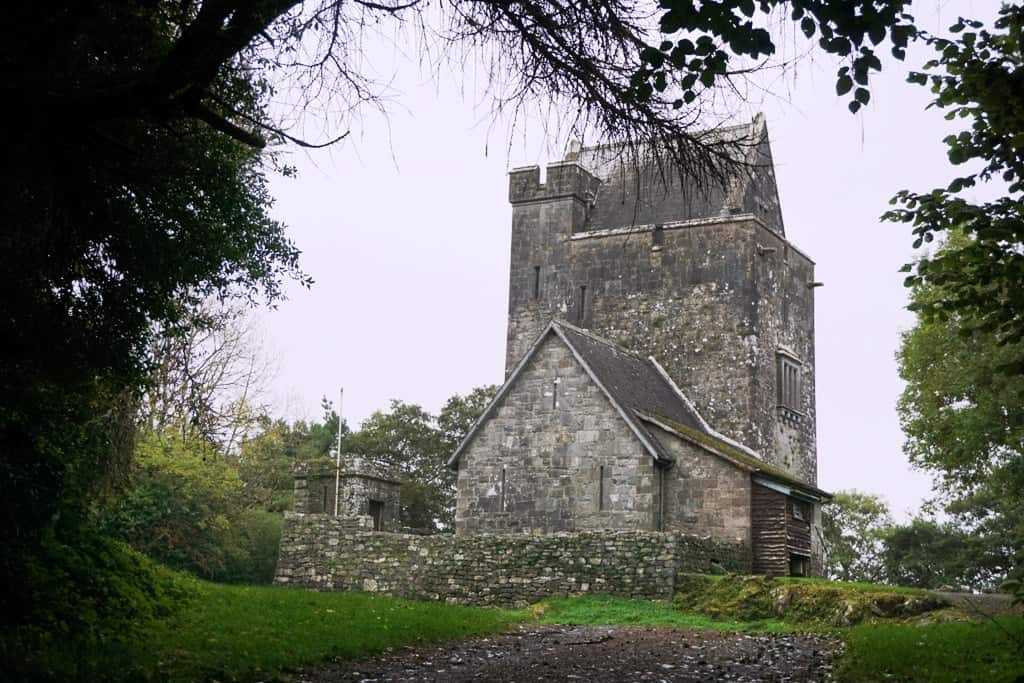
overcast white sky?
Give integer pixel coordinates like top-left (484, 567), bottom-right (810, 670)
top-left (262, 1), bottom-right (995, 521)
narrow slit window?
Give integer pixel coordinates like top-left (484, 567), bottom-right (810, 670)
top-left (499, 467), bottom-right (506, 512)
top-left (532, 266), bottom-right (541, 299)
top-left (577, 285), bottom-right (587, 322)
top-left (598, 465), bottom-right (606, 511)
top-left (652, 224), bottom-right (664, 248)
top-left (552, 377), bottom-right (559, 409)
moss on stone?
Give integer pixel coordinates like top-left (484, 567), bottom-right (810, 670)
top-left (673, 574), bottom-right (950, 627)
top-left (649, 415), bottom-right (815, 492)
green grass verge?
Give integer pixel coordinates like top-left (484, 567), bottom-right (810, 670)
top-left (771, 576), bottom-right (927, 595)
top-left (129, 582), bottom-right (523, 682)
top-left (535, 594), bottom-right (791, 632)
top-left (837, 618), bottom-right (1024, 683)
top-left (538, 593), bottom-right (1024, 683)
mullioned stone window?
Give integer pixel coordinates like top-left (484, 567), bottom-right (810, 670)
top-left (776, 351), bottom-right (802, 419)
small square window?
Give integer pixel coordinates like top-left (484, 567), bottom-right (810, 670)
top-left (792, 501), bottom-right (804, 521)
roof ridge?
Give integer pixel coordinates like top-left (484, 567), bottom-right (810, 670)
top-left (578, 115), bottom-right (765, 157)
top-left (551, 320), bottom-right (653, 364)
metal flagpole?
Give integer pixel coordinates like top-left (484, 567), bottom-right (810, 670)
top-left (333, 387), bottom-right (344, 516)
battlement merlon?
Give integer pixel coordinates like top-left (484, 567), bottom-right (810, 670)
top-left (508, 161), bottom-right (602, 206)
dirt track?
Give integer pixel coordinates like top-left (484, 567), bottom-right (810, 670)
top-left (294, 625), bottom-right (841, 682)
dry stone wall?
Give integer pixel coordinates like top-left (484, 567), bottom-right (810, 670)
top-left (275, 512), bottom-right (750, 606)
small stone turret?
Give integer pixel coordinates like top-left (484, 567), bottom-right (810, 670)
top-left (292, 456), bottom-right (402, 531)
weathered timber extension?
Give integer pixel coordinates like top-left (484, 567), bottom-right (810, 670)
top-left (750, 480), bottom-right (817, 576)
top-left (751, 484), bottom-right (788, 575)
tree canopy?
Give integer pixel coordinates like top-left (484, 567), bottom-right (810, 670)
top-left (346, 387), bottom-right (497, 530)
top-left (822, 490), bottom-right (893, 583)
top-left (897, 231), bottom-right (1023, 594)
top-left (887, 5), bottom-right (1024, 368)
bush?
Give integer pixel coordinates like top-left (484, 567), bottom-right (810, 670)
top-left (212, 510), bottom-right (283, 584)
top-left (98, 431), bottom-right (247, 578)
top-left (99, 431), bottom-right (286, 584)
top-left (1, 528), bottom-right (196, 681)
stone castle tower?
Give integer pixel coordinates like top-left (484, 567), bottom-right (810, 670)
top-left (504, 115), bottom-right (818, 486)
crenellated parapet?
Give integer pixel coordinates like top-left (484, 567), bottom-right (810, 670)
top-left (508, 161), bottom-right (601, 206)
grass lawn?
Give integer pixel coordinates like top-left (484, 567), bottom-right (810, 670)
top-left (68, 578), bottom-right (1021, 683)
top-left (535, 594), bottom-right (791, 632)
top-left (771, 575), bottom-right (928, 595)
top-left (537, 593), bottom-right (1024, 683)
top-left (130, 582), bottom-right (523, 682)
top-left (837, 618), bottom-right (1024, 683)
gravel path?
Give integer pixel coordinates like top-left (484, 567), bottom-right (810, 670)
top-left (293, 625), bottom-right (841, 682)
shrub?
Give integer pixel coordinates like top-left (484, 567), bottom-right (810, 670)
top-left (212, 510), bottom-right (283, 584)
top-left (1, 528), bottom-right (195, 681)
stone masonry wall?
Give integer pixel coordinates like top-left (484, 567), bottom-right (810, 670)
top-left (275, 513), bottom-right (751, 606)
top-left (455, 332), bottom-right (657, 534)
top-left (651, 424), bottom-right (753, 543)
top-left (506, 162), bottom-right (817, 486)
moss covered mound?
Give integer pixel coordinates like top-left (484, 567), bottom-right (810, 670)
top-left (674, 574), bottom-right (950, 627)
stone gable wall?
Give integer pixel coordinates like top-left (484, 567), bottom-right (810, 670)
top-left (275, 512), bottom-right (751, 606)
top-left (455, 333), bottom-right (656, 534)
top-left (651, 424), bottom-right (753, 542)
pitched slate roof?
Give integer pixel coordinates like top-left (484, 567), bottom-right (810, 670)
top-left (555, 323), bottom-right (704, 433)
top-left (574, 114), bottom-right (786, 237)
top-left (447, 319), bottom-right (828, 500)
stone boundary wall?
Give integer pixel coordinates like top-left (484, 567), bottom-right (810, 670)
top-left (275, 513), bottom-right (751, 606)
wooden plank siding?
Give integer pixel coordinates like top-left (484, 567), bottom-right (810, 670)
top-left (786, 499), bottom-right (812, 558)
top-left (751, 484), bottom-right (788, 576)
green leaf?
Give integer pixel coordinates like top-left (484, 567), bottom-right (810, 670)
top-left (836, 74), bottom-right (854, 96)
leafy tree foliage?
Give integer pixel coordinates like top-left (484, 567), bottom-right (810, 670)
top-left (887, 6), bottom-right (1024, 366)
top-left (346, 386), bottom-right (497, 531)
top-left (98, 431), bottom-right (283, 583)
top-left (635, 0), bottom-right (915, 114)
top-left (1, 3), bottom-right (307, 555)
top-left (234, 399), bottom-right (345, 512)
top-left (880, 518), bottom-right (991, 590)
top-left (897, 232), bottom-right (1023, 595)
top-left (822, 490), bottom-right (894, 583)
